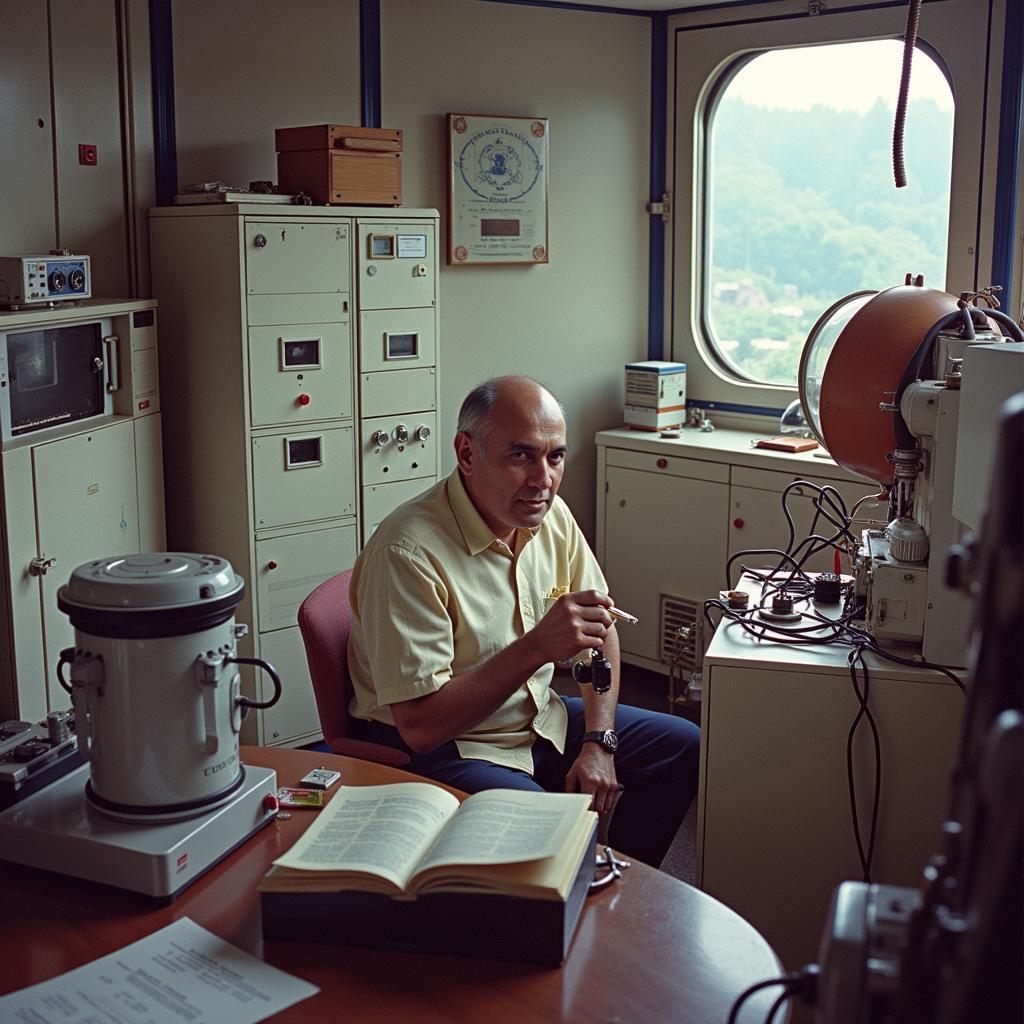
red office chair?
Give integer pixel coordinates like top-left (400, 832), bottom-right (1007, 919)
top-left (297, 569), bottom-right (411, 767)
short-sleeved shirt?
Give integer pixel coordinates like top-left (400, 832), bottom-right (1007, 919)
top-left (348, 469), bottom-right (607, 772)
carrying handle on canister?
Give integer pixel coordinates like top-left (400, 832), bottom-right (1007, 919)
top-left (228, 656), bottom-right (283, 710)
top-left (57, 646), bottom-right (103, 760)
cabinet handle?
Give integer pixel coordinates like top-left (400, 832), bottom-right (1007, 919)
top-left (253, 234), bottom-right (267, 248)
top-left (656, 458), bottom-right (668, 469)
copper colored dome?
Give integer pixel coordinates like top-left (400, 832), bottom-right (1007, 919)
top-left (817, 284), bottom-right (959, 485)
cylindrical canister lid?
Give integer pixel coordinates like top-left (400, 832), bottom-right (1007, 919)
top-left (57, 553), bottom-right (245, 638)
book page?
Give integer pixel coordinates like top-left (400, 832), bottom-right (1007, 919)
top-left (272, 782), bottom-right (459, 889)
top-left (415, 790), bottom-right (592, 874)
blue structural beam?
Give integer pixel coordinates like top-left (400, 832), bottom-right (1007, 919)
top-left (361, 0), bottom-right (382, 129)
top-left (991, 0), bottom-right (1022, 315)
top-left (150, 0), bottom-right (177, 206)
top-left (648, 13), bottom-right (667, 360)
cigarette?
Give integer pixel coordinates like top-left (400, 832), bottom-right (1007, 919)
top-left (610, 606), bottom-right (638, 625)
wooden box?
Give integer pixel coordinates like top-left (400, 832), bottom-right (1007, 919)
top-left (276, 124), bottom-right (403, 206)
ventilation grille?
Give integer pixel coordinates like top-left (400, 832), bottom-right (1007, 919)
top-left (659, 593), bottom-right (699, 673)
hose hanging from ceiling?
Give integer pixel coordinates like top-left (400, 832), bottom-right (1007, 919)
top-left (893, 0), bottom-right (923, 188)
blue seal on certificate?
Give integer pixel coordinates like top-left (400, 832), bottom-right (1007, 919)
top-left (458, 127), bottom-right (542, 202)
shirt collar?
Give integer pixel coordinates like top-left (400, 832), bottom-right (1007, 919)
top-left (446, 469), bottom-right (541, 556)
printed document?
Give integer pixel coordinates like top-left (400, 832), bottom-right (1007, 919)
top-left (0, 916), bottom-right (318, 1023)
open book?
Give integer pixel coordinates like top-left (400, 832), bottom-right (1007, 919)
top-left (259, 782), bottom-right (596, 902)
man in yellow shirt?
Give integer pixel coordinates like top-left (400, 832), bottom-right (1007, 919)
top-left (348, 376), bottom-right (699, 865)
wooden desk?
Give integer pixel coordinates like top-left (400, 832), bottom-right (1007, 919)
top-left (1, 747), bottom-right (784, 1023)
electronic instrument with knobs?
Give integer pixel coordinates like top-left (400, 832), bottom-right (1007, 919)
top-left (0, 253), bottom-right (92, 308)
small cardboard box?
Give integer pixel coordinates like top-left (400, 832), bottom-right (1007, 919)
top-left (623, 361), bottom-right (686, 430)
top-left (275, 124), bottom-right (403, 206)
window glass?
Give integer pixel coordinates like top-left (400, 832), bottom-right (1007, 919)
top-left (704, 41), bottom-right (954, 386)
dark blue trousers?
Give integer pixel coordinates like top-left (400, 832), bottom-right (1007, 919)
top-left (358, 696), bottom-right (700, 867)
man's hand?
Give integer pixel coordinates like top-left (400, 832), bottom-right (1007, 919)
top-left (525, 590), bottom-right (614, 666)
top-left (565, 743), bottom-right (619, 815)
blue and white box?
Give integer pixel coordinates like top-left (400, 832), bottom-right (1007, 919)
top-left (624, 361), bottom-right (687, 431)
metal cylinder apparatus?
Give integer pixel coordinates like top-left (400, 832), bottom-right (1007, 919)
top-left (56, 553), bottom-right (281, 822)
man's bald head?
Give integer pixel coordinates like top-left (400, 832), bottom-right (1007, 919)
top-left (456, 376), bottom-right (563, 453)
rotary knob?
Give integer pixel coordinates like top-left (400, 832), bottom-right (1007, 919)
top-left (48, 270), bottom-right (66, 291)
top-left (371, 429), bottom-right (391, 447)
top-left (414, 425), bottom-right (431, 442)
top-left (392, 424), bottom-right (409, 444)
top-left (68, 268), bottom-right (86, 292)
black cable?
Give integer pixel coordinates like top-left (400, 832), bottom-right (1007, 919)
top-left (845, 647), bottom-right (883, 882)
top-left (986, 306), bottom-right (1024, 343)
top-left (765, 989), bottom-right (792, 1024)
top-left (726, 975), bottom-right (799, 1024)
top-left (862, 638), bottom-right (967, 692)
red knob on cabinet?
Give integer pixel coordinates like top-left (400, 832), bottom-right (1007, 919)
top-left (298, 393), bottom-right (311, 406)
top-left (267, 560), bottom-right (278, 570)
top-left (733, 518), bottom-right (745, 529)
top-left (656, 458), bottom-right (668, 469)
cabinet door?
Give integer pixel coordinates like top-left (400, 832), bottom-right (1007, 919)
top-left (254, 525), bottom-right (357, 633)
top-left (33, 420), bottom-right (140, 710)
top-left (248, 323), bottom-right (353, 427)
top-left (251, 425), bottom-right (355, 528)
top-left (257, 625), bottom-right (321, 746)
top-left (728, 471), bottom-right (884, 579)
top-left (700, 662), bottom-right (961, 970)
top-left (245, 220), bottom-right (350, 295)
top-left (603, 466), bottom-right (729, 663)
top-left (357, 222), bottom-right (436, 310)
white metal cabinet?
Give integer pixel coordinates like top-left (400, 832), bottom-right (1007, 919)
top-left (150, 204), bottom-right (440, 747)
top-left (698, 630), bottom-right (962, 973)
top-left (355, 218), bottom-right (440, 545)
top-left (602, 450), bottom-right (729, 667)
top-left (0, 299), bottom-right (165, 722)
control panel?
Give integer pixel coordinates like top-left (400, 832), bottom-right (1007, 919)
top-left (0, 254), bottom-right (92, 308)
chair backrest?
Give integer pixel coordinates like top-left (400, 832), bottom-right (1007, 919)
top-left (297, 569), bottom-right (409, 767)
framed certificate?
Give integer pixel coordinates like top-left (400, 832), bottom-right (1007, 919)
top-left (446, 113), bottom-right (549, 265)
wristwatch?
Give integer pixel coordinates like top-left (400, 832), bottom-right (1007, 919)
top-left (582, 729), bottom-right (619, 753)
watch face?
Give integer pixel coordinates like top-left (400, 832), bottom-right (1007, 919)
top-left (604, 731), bottom-right (619, 752)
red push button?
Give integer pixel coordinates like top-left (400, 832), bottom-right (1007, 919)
top-left (733, 518), bottom-right (745, 529)
top-left (298, 394), bottom-right (311, 406)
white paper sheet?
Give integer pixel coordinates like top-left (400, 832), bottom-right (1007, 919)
top-left (0, 917), bottom-right (319, 1023)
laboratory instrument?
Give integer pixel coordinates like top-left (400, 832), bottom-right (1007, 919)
top-left (0, 553), bottom-right (282, 897)
top-left (798, 280), bottom-right (1024, 666)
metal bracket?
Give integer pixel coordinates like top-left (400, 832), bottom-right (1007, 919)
top-left (646, 192), bottom-right (672, 223)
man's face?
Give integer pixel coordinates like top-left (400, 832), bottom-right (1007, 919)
top-left (456, 389), bottom-right (567, 544)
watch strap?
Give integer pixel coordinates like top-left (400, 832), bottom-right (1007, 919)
top-left (582, 729), bottom-right (618, 752)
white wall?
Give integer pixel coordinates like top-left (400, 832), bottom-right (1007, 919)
top-left (160, 0), bottom-right (651, 541)
top-left (170, 0), bottom-right (362, 191)
top-left (382, 0), bottom-right (651, 535)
